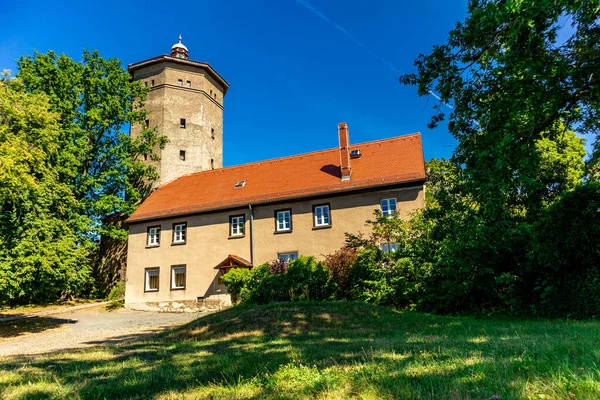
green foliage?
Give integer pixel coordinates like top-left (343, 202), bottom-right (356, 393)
top-left (397, 0), bottom-right (596, 317)
top-left (527, 183), bottom-right (600, 318)
top-left (0, 78), bottom-right (92, 304)
top-left (0, 50), bottom-right (166, 304)
top-left (220, 268), bottom-right (253, 304)
top-left (106, 280), bottom-right (126, 310)
top-left (16, 50), bottom-right (167, 242)
top-left (220, 257), bottom-right (332, 304)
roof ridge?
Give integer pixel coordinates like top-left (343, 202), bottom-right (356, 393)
top-left (164, 132), bottom-right (421, 187)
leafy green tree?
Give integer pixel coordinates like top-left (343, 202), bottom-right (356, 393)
top-left (400, 0), bottom-right (597, 220)
top-left (17, 50), bottom-right (166, 241)
top-left (399, 0), bottom-right (594, 314)
top-left (0, 76), bottom-right (91, 304)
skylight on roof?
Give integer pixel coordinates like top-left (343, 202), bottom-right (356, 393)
top-left (234, 180), bottom-right (246, 188)
top-left (350, 149), bottom-right (361, 158)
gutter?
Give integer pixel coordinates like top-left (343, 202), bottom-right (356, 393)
top-left (248, 204), bottom-right (255, 266)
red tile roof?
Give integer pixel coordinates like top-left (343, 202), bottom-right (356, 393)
top-left (128, 133), bottom-right (425, 222)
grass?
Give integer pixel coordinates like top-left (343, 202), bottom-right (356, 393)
top-left (1, 301), bottom-right (600, 399)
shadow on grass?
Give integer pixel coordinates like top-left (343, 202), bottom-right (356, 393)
top-left (2, 301), bottom-right (600, 399)
top-left (0, 317), bottom-right (76, 339)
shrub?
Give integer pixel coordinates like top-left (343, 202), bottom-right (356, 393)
top-left (286, 256), bottom-right (331, 301)
top-left (323, 247), bottom-right (357, 298)
top-left (106, 281), bottom-right (125, 310)
top-left (527, 182), bottom-right (600, 318)
top-left (220, 268), bottom-right (253, 304)
top-left (221, 257), bottom-right (333, 305)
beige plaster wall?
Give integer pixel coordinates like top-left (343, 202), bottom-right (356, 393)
top-left (124, 185), bottom-right (424, 305)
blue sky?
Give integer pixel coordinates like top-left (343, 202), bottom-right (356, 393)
top-left (0, 0), bottom-right (468, 166)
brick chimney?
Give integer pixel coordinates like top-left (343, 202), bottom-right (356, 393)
top-left (338, 122), bottom-right (351, 181)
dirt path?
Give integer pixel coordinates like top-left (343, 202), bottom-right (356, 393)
top-left (0, 305), bottom-right (206, 357)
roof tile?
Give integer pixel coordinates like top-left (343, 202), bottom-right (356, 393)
top-left (128, 133), bottom-right (425, 222)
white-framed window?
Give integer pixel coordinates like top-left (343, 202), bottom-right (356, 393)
top-left (230, 215), bottom-right (245, 236)
top-left (177, 79), bottom-right (183, 86)
top-left (171, 265), bottom-right (186, 290)
top-left (186, 80), bottom-right (191, 87)
top-left (313, 204), bottom-right (331, 227)
top-left (276, 209), bottom-right (291, 232)
top-left (147, 226), bottom-right (160, 246)
top-left (173, 223), bottom-right (186, 244)
top-left (381, 243), bottom-right (399, 253)
top-left (145, 268), bottom-right (159, 291)
top-left (278, 252), bottom-right (298, 263)
top-left (380, 198), bottom-right (397, 216)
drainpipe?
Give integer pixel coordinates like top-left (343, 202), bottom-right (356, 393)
top-left (248, 204), bottom-right (255, 266)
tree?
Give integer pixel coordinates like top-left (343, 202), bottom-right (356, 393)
top-left (17, 50), bottom-right (166, 242)
top-left (0, 75), bottom-right (91, 304)
top-left (400, 0), bottom-right (598, 220)
top-left (398, 0), bottom-right (595, 314)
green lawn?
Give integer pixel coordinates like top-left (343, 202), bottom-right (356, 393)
top-left (1, 302), bottom-right (599, 399)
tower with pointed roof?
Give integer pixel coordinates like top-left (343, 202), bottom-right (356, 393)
top-left (129, 36), bottom-right (229, 187)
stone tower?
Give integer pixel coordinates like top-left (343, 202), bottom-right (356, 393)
top-left (128, 36), bottom-right (229, 187)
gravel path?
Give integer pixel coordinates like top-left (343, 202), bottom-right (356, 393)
top-left (0, 305), bottom-right (206, 356)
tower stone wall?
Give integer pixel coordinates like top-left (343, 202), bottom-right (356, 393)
top-left (129, 39), bottom-right (228, 187)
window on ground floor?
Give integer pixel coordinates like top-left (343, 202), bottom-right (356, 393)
top-left (171, 265), bottom-right (186, 290)
top-left (278, 252), bottom-right (299, 263)
top-left (145, 267), bottom-right (159, 292)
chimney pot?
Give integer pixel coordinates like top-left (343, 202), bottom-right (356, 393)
top-left (338, 122), bottom-right (351, 181)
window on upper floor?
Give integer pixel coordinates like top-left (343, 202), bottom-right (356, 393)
top-left (145, 267), bottom-right (159, 292)
top-left (179, 150), bottom-right (186, 161)
top-left (380, 198), bottom-right (397, 216)
top-left (186, 80), bottom-right (191, 87)
top-left (177, 79), bottom-right (183, 86)
top-left (211, 128), bottom-right (215, 139)
top-left (230, 215), bottom-right (245, 237)
top-left (211, 159), bottom-right (214, 169)
top-left (147, 226), bottom-right (160, 247)
top-left (275, 209), bottom-right (292, 232)
top-left (278, 252), bottom-right (298, 263)
top-left (151, 79), bottom-right (155, 86)
top-left (180, 119), bottom-right (186, 129)
top-left (313, 204), bottom-right (331, 227)
top-left (172, 222), bottom-right (186, 244)
top-left (145, 119), bottom-right (149, 128)
top-left (171, 265), bottom-right (186, 290)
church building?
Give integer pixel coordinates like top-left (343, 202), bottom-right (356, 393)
top-left (124, 38), bottom-right (426, 309)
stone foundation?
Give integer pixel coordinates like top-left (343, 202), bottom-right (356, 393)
top-left (126, 295), bottom-right (231, 313)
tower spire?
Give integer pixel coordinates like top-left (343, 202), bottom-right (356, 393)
top-left (171, 35), bottom-right (189, 60)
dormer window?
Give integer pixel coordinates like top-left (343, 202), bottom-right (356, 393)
top-left (234, 180), bottom-right (246, 188)
top-left (350, 149), bottom-right (361, 158)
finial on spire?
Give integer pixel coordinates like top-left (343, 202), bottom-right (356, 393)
top-left (171, 35), bottom-right (189, 60)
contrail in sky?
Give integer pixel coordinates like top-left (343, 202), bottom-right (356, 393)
top-left (294, 0), bottom-right (401, 74)
top-left (294, 0), bottom-right (458, 114)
